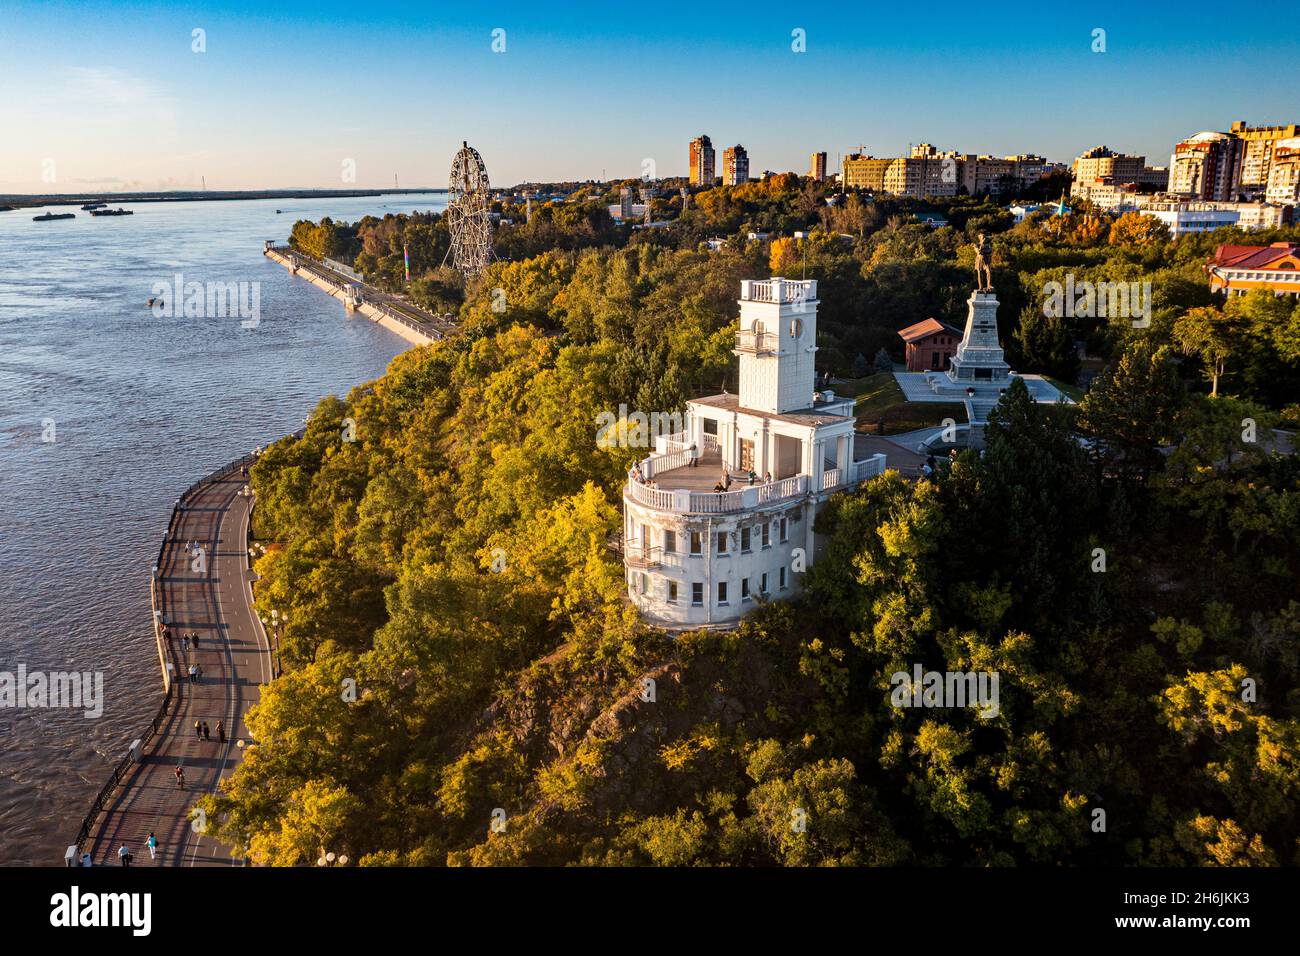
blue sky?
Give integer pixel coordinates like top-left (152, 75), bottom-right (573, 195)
top-left (1, 0), bottom-right (1295, 192)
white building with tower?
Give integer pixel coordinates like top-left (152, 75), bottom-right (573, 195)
top-left (622, 277), bottom-right (907, 628)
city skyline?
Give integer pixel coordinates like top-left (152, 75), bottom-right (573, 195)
top-left (1, 0), bottom-right (1297, 193)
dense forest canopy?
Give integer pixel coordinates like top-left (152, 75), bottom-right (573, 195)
top-left (214, 178), bottom-right (1300, 865)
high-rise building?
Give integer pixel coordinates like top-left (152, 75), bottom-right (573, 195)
top-left (689, 135), bottom-right (715, 186)
top-left (1167, 122), bottom-right (1300, 201)
top-left (1168, 131), bottom-right (1239, 200)
top-left (1266, 137), bottom-right (1300, 204)
top-left (722, 144), bottom-right (749, 186)
top-left (810, 151), bottom-right (827, 181)
top-left (1230, 121), bottom-right (1300, 197)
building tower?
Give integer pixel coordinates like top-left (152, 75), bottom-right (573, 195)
top-left (620, 278), bottom-right (895, 628)
top-left (689, 135), bottom-right (715, 186)
top-left (723, 145), bottom-right (749, 186)
top-left (735, 279), bottom-right (818, 414)
top-left (810, 151), bottom-right (827, 182)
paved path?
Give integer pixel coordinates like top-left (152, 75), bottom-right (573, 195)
top-left (277, 247), bottom-right (459, 340)
top-left (84, 466), bottom-right (272, 867)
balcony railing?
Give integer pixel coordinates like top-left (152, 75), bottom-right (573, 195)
top-left (739, 278), bottom-right (818, 304)
top-left (852, 454), bottom-right (887, 482)
top-left (758, 474), bottom-right (805, 504)
top-left (625, 545), bottom-right (663, 569)
top-left (641, 448), bottom-right (691, 479)
top-left (625, 474), bottom-right (810, 514)
top-left (822, 468), bottom-right (842, 490)
top-left (734, 329), bottom-right (778, 354)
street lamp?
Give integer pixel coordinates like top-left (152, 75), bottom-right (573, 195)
top-left (262, 609), bottom-right (286, 678)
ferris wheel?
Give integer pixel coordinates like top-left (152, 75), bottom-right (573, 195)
top-left (445, 141), bottom-right (492, 279)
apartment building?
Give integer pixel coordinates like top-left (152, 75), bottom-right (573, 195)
top-left (1266, 138), bottom-right (1300, 204)
top-left (1169, 131), bottom-right (1239, 200)
top-left (1072, 145), bottom-right (1147, 189)
top-left (1231, 121), bottom-right (1300, 197)
top-left (810, 151), bottom-right (827, 182)
top-left (722, 144), bottom-right (749, 186)
top-left (689, 135), bottom-right (715, 186)
top-left (842, 152), bottom-right (892, 190)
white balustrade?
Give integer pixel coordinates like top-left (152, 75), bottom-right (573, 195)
top-left (628, 473), bottom-right (808, 515)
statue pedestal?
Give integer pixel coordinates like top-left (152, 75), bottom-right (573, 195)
top-left (947, 291), bottom-right (1009, 383)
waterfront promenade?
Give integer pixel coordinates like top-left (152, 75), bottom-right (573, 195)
top-left (78, 459), bottom-right (273, 867)
top-left (264, 245), bottom-right (457, 346)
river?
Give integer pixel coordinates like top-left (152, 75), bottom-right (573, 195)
top-left (0, 192), bottom-right (447, 865)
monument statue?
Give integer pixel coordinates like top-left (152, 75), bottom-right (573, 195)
top-left (973, 233), bottom-right (994, 291)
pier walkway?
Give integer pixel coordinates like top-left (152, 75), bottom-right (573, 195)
top-left (75, 457), bottom-right (273, 867)
top-left (264, 244), bottom-right (458, 345)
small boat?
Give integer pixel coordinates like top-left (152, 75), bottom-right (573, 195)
top-left (81, 202), bottom-right (107, 210)
top-left (90, 208), bottom-right (133, 217)
top-left (33, 212), bottom-right (75, 221)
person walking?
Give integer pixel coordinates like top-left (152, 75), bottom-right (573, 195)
top-left (194, 720), bottom-right (202, 740)
top-left (146, 832), bottom-right (157, 860)
top-left (175, 766), bottom-right (185, 789)
top-left (216, 720), bottom-right (225, 743)
top-left (118, 844), bottom-right (131, 867)
top-left (191, 633), bottom-right (199, 650)
top-left (181, 635), bottom-right (189, 652)
top-left (195, 663), bottom-right (203, 682)
top-left (188, 663), bottom-right (197, 684)
top-left (202, 721), bottom-right (211, 741)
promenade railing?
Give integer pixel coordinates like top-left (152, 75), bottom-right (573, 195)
top-left (269, 246), bottom-right (456, 340)
top-left (70, 429), bottom-right (305, 863)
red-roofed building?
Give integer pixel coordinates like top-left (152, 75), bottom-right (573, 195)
top-left (898, 318), bottom-right (962, 371)
top-left (1207, 242), bottom-right (1300, 298)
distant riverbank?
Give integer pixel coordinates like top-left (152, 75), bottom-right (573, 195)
top-left (0, 188), bottom-right (445, 210)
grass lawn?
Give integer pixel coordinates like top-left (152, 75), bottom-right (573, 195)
top-left (1044, 376), bottom-right (1086, 402)
top-left (841, 372), bottom-right (967, 436)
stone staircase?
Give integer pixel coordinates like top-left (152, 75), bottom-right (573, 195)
top-left (967, 397), bottom-right (1001, 424)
